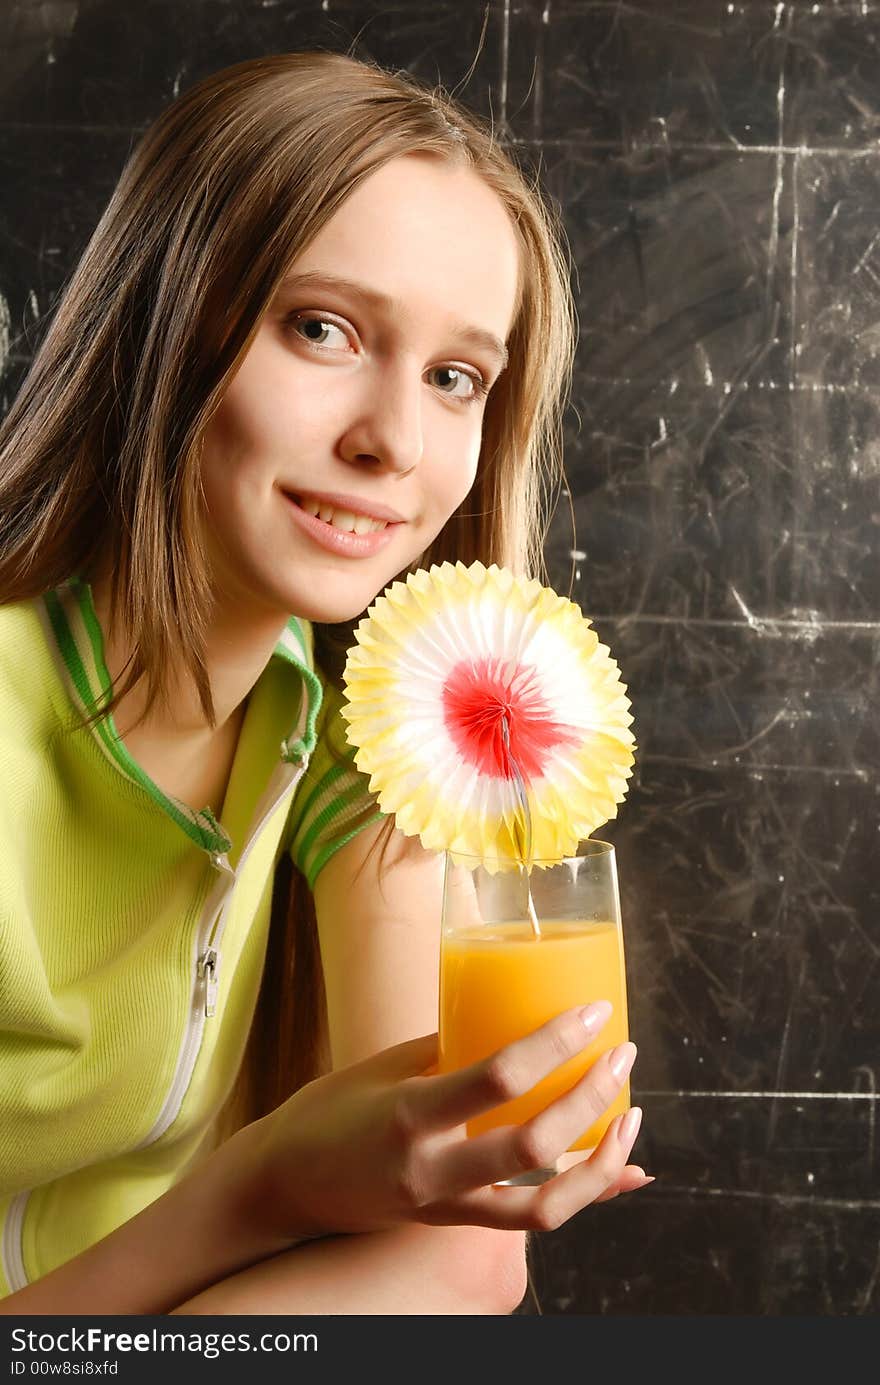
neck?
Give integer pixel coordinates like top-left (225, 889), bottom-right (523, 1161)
top-left (88, 572), bottom-right (290, 738)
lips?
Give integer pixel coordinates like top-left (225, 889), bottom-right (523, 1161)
top-left (282, 488), bottom-right (406, 525)
top-left (288, 494), bottom-right (388, 535)
top-left (281, 490), bottom-right (399, 559)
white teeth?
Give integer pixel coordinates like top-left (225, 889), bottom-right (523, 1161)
top-left (293, 495), bottom-right (388, 533)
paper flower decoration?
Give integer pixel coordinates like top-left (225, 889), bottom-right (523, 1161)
top-left (340, 561), bottom-right (636, 869)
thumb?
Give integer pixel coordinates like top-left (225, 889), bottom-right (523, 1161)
top-left (364, 1031), bottom-right (439, 1080)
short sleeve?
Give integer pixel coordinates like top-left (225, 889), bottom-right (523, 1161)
top-left (286, 676), bottom-right (386, 890)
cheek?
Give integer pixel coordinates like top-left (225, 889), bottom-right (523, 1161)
top-left (416, 444), bottom-right (481, 552)
top-left (436, 439), bottom-right (481, 511)
top-left (208, 369), bottom-right (283, 456)
top-left (208, 339), bottom-right (333, 461)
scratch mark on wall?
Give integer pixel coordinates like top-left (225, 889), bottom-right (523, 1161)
top-left (0, 291), bottom-right (11, 379)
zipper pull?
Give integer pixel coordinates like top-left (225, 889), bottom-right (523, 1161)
top-left (197, 947), bottom-right (222, 1018)
top-left (209, 850), bottom-right (234, 875)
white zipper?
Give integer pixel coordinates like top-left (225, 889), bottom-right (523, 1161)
top-left (1, 1191), bottom-right (30, 1294)
top-left (197, 946), bottom-right (221, 1018)
top-left (133, 757), bottom-right (306, 1148)
top-left (3, 752), bottom-right (310, 1287)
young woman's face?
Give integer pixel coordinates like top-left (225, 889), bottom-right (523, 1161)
top-left (199, 152), bottom-right (521, 627)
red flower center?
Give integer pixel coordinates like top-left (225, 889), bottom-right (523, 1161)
top-left (442, 656), bottom-right (578, 781)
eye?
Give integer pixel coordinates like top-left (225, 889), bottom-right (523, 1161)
top-left (429, 365), bottom-right (489, 406)
top-left (288, 314), bottom-right (351, 350)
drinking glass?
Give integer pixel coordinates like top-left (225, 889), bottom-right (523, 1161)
top-left (438, 839), bottom-right (630, 1185)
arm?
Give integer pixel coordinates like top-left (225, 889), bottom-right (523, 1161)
top-left (172, 816), bottom-right (653, 1318)
top-left (314, 817), bottom-right (529, 1313)
top-left (170, 1223), bottom-right (523, 1315)
top-left (314, 814), bottom-right (526, 1312)
top-left (0, 1122), bottom-right (292, 1316)
top-left (173, 818), bottom-right (527, 1317)
top-left (323, 837), bottom-right (626, 1182)
top-left (3, 834), bottom-right (642, 1317)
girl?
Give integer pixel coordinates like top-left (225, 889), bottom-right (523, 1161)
top-left (0, 50), bottom-right (650, 1315)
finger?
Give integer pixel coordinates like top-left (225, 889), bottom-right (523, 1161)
top-left (521, 1106), bottom-right (645, 1230)
top-left (410, 1001), bottom-right (613, 1131)
top-left (433, 1041), bottom-right (635, 1193)
top-left (422, 1106), bottom-right (644, 1232)
top-left (515, 1041), bottom-right (637, 1169)
top-left (556, 1150), bottom-right (592, 1172)
top-left (593, 1164), bottom-right (655, 1204)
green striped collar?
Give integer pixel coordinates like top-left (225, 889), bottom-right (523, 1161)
top-left (40, 576), bottom-right (323, 855)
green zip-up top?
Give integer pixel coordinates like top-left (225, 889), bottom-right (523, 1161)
top-left (0, 578), bottom-right (384, 1296)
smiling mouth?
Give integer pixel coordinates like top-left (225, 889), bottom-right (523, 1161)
top-left (285, 493), bottom-right (390, 535)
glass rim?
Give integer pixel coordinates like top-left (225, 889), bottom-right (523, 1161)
top-left (444, 838), bottom-right (616, 866)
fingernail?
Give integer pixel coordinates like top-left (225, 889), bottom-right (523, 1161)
top-left (617, 1105), bottom-right (643, 1145)
top-left (608, 1041), bottom-right (637, 1082)
top-left (579, 1000), bottom-right (613, 1033)
top-left (628, 1166), bottom-right (655, 1188)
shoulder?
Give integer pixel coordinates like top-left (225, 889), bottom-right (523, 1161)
top-left (285, 660), bottom-right (385, 892)
top-left (0, 596), bottom-right (45, 659)
top-left (0, 596), bottom-right (68, 731)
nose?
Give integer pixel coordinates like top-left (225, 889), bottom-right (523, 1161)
top-left (337, 360), bottom-right (424, 475)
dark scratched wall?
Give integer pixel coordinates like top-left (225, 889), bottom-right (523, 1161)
top-left (1, 1), bottom-right (877, 1317)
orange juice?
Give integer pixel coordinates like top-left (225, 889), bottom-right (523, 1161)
top-left (438, 919), bottom-right (629, 1150)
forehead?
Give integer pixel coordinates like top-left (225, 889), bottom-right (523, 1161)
top-left (283, 154), bottom-right (522, 344)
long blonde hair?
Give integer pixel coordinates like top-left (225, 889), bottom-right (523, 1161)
top-left (0, 51), bottom-right (577, 1138)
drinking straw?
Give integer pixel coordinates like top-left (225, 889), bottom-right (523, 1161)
top-left (501, 714), bottom-right (542, 939)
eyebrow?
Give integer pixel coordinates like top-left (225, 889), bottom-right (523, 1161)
top-left (278, 270), bottom-right (510, 372)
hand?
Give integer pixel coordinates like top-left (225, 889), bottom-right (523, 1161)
top-left (245, 1002), bottom-right (652, 1241)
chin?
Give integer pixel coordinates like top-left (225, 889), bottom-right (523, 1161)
top-left (297, 607), bottom-right (364, 628)
top-left (285, 567), bottom-right (418, 627)
top-left (283, 591), bottom-right (379, 627)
